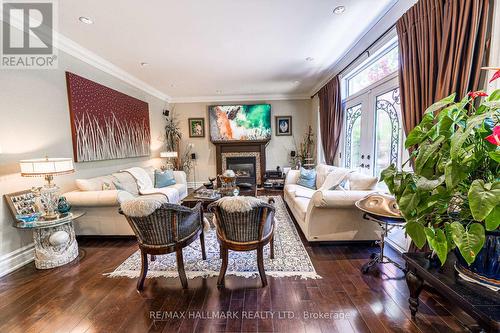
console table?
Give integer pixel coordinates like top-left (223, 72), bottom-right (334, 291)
top-left (404, 252), bottom-right (500, 332)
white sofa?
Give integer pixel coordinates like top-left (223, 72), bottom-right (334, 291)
top-left (63, 166), bottom-right (188, 236)
top-left (284, 164), bottom-right (380, 242)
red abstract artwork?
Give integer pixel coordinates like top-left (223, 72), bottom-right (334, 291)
top-left (65, 72), bottom-right (151, 162)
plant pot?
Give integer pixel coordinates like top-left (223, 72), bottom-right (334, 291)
top-left (455, 229), bottom-right (500, 290)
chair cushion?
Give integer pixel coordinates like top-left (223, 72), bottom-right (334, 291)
top-left (297, 167), bottom-right (317, 190)
top-left (154, 169), bottom-right (176, 188)
top-left (349, 172), bottom-right (378, 190)
top-left (216, 196), bottom-right (265, 213)
top-left (120, 194), bottom-right (168, 217)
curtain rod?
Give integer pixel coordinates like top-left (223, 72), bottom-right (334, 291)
top-left (311, 22), bottom-right (397, 98)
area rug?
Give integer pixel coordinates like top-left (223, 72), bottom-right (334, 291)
top-left (106, 196), bottom-right (321, 280)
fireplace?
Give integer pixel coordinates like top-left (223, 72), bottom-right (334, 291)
top-left (214, 141), bottom-right (267, 186)
top-left (225, 156), bottom-right (257, 185)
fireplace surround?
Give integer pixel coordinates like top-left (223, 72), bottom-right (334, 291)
top-left (214, 141), bottom-right (267, 186)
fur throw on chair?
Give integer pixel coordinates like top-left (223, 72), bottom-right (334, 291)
top-left (120, 194), bottom-right (168, 217)
top-left (216, 196), bottom-right (266, 212)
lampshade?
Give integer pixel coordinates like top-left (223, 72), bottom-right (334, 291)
top-left (19, 157), bottom-right (74, 177)
top-left (160, 151), bottom-right (178, 158)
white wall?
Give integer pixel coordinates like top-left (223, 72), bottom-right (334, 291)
top-left (172, 99), bottom-right (312, 185)
top-left (0, 50), bottom-right (168, 276)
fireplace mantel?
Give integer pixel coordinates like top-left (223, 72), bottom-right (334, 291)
top-left (213, 141), bottom-right (267, 186)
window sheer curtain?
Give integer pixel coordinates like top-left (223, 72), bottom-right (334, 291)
top-left (397, 0), bottom-right (491, 136)
top-left (318, 76), bottom-right (343, 165)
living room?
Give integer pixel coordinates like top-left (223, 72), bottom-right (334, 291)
top-left (0, 0), bottom-right (499, 332)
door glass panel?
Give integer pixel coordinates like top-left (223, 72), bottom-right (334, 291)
top-left (374, 88), bottom-right (401, 176)
top-left (344, 104), bottom-right (362, 169)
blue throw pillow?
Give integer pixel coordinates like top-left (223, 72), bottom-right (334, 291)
top-left (297, 167), bottom-right (317, 190)
top-left (154, 170), bottom-right (176, 188)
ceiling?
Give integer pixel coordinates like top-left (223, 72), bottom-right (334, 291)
top-left (58, 0), bottom-right (396, 102)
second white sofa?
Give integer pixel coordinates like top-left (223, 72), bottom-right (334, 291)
top-left (284, 164), bottom-right (380, 242)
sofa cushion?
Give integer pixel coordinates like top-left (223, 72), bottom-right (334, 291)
top-left (141, 187), bottom-right (180, 203)
top-left (293, 196), bottom-right (310, 221)
top-left (297, 167), bottom-right (317, 190)
top-left (75, 175), bottom-right (117, 191)
top-left (169, 183), bottom-right (188, 199)
top-left (348, 172), bottom-right (378, 190)
top-left (315, 164), bottom-right (336, 189)
top-left (319, 167), bottom-right (352, 190)
top-left (294, 187), bottom-right (316, 199)
top-left (112, 172), bottom-right (140, 196)
top-left (154, 169), bottom-right (176, 188)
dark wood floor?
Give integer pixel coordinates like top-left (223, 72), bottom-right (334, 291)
top-left (0, 238), bottom-right (479, 333)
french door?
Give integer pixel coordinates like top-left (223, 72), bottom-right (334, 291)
top-left (342, 74), bottom-right (403, 176)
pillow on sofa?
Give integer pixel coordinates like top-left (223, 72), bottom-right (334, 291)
top-left (315, 164), bottom-right (336, 189)
top-left (320, 167), bottom-right (353, 190)
top-left (297, 167), bottom-right (317, 190)
top-left (75, 176), bottom-right (117, 192)
top-left (154, 170), bottom-right (176, 188)
top-left (348, 172), bottom-right (378, 190)
top-left (112, 172), bottom-right (140, 196)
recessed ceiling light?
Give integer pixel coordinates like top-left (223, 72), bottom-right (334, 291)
top-left (333, 6), bottom-right (346, 14)
top-left (78, 16), bottom-right (93, 24)
top-left (305, 57), bottom-right (314, 62)
top-left (216, 90), bottom-right (222, 94)
top-left (140, 62), bottom-right (149, 67)
top-left (294, 80), bottom-right (300, 84)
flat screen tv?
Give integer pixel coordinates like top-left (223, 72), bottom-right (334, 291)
top-left (209, 104), bottom-right (271, 142)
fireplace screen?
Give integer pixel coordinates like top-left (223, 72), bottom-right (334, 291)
top-left (226, 157), bottom-right (256, 184)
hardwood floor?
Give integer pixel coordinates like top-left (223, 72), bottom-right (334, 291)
top-left (0, 233), bottom-right (478, 332)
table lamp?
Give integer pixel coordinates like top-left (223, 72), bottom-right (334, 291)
top-left (19, 157), bottom-right (74, 219)
top-left (160, 151), bottom-right (177, 170)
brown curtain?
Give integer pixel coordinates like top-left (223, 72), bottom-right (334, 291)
top-left (397, 0), bottom-right (490, 135)
top-left (318, 76), bottom-right (343, 165)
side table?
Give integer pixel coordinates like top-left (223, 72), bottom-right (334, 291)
top-left (14, 211), bottom-right (85, 269)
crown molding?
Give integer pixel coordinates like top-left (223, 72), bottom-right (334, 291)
top-left (170, 93), bottom-right (310, 104)
top-left (56, 33), bottom-right (171, 102)
top-left (2, 13), bottom-right (171, 102)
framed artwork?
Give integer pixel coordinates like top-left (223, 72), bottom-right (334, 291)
top-left (275, 116), bottom-right (292, 136)
top-left (65, 72), bottom-right (151, 162)
top-left (189, 118), bottom-right (205, 137)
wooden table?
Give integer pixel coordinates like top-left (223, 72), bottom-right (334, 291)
top-left (182, 185), bottom-right (257, 211)
top-left (404, 252), bottom-right (500, 332)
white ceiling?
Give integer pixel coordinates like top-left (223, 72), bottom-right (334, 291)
top-left (58, 0), bottom-right (396, 102)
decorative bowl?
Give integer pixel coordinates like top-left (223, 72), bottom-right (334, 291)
top-left (355, 193), bottom-right (402, 219)
top-left (16, 212), bottom-right (42, 223)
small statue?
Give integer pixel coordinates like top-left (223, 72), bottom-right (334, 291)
top-left (57, 196), bottom-right (72, 214)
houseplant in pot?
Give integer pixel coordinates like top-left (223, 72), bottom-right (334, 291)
top-left (381, 71), bottom-right (500, 289)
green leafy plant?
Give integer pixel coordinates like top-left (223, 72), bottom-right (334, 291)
top-left (381, 85), bottom-right (500, 265)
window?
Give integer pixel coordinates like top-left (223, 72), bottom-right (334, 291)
top-left (341, 37), bottom-right (406, 177)
top-left (344, 41), bottom-right (399, 97)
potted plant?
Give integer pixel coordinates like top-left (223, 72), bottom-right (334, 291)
top-left (381, 71), bottom-right (500, 288)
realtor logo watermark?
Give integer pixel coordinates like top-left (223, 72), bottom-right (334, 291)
top-left (1, 0), bottom-right (58, 69)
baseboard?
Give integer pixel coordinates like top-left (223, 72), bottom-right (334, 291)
top-left (0, 243), bottom-right (35, 278)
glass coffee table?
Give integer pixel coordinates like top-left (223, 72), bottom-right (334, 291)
top-left (182, 185), bottom-right (257, 211)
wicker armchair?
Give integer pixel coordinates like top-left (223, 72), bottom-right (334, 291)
top-left (119, 201), bottom-right (206, 290)
top-left (208, 198), bottom-right (275, 287)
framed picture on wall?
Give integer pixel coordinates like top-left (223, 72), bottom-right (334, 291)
top-left (275, 116), bottom-right (292, 136)
top-left (188, 118), bottom-right (205, 137)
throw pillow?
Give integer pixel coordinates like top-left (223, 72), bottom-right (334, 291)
top-left (296, 167), bottom-right (317, 190)
top-left (349, 173), bottom-right (378, 190)
top-left (154, 170), bottom-right (176, 188)
top-left (319, 167), bottom-right (353, 190)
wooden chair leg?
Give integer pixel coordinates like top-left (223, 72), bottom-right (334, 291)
top-left (270, 236), bottom-right (275, 260)
top-left (137, 250), bottom-right (148, 291)
top-left (200, 230), bottom-right (207, 260)
top-left (217, 245), bottom-right (229, 286)
top-left (176, 248), bottom-right (188, 289)
top-left (219, 244), bottom-right (223, 259)
top-left (150, 255), bottom-right (156, 261)
top-left (257, 246), bottom-right (267, 287)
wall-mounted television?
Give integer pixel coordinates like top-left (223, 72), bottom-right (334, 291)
top-left (208, 104), bottom-right (271, 142)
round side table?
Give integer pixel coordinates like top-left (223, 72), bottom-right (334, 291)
top-left (15, 211), bottom-right (85, 269)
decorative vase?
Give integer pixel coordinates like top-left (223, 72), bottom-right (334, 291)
top-left (57, 196), bottom-right (72, 214)
top-left (455, 229), bottom-right (500, 290)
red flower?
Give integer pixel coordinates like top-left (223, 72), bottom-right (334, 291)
top-left (468, 91), bottom-right (488, 99)
top-left (489, 69), bottom-right (500, 83)
top-left (485, 126), bottom-right (500, 146)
